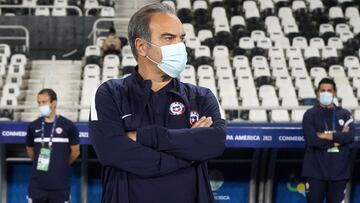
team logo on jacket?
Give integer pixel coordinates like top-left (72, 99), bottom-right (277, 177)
top-left (338, 119), bottom-right (344, 126)
top-left (169, 101), bottom-right (185, 115)
top-left (190, 110), bottom-right (199, 125)
top-left (55, 127), bottom-right (63, 134)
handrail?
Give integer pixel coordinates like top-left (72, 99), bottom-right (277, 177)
top-left (85, 6), bottom-right (111, 16)
top-left (0, 5), bottom-right (83, 16)
top-left (0, 25), bottom-right (30, 49)
top-left (2, 105), bottom-right (360, 111)
top-left (92, 18), bottom-right (130, 45)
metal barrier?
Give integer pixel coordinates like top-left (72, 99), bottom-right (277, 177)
top-left (0, 5), bottom-right (83, 16)
top-left (0, 25), bottom-right (30, 49)
top-left (91, 18), bottom-right (130, 45)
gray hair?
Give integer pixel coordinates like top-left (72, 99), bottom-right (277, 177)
top-left (128, 2), bottom-right (176, 60)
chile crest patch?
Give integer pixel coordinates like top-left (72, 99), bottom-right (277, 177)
top-left (169, 101), bottom-right (185, 115)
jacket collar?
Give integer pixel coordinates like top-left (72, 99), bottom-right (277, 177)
top-left (130, 66), bottom-right (187, 97)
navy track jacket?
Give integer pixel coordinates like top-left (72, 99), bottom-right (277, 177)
top-left (89, 68), bottom-right (226, 203)
top-left (302, 104), bottom-right (355, 181)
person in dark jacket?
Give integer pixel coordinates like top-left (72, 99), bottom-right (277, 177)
top-left (302, 78), bottom-right (355, 203)
top-left (26, 88), bottom-right (80, 203)
top-left (89, 3), bottom-right (226, 203)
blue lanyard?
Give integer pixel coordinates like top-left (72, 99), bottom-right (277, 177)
top-left (322, 107), bottom-right (336, 132)
top-left (40, 115), bottom-right (58, 149)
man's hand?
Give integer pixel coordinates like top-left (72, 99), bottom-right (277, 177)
top-left (127, 131), bottom-right (137, 142)
top-left (192, 116), bottom-right (213, 128)
top-left (334, 142), bottom-right (340, 147)
top-left (317, 132), bottom-right (333, 140)
top-left (342, 125), bottom-right (350, 133)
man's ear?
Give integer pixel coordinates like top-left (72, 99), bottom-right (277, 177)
top-left (135, 38), bottom-right (147, 57)
top-left (51, 100), bottom-right (57, 110)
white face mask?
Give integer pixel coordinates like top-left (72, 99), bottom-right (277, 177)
top-left (319, 92), bottom-right (333, 106)
top-left (145, 41), bottom-right (188, 78)
top-left (39, 105), bottom-right (51, 117)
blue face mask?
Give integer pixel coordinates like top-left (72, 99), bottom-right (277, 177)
top-left (39, 105), bottom-right (51, 117)
top-left (319, 92), bottom-right (333, 106)
top-left (145, 41), bottom-right (188, 78)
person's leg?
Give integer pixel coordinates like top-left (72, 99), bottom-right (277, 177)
top-left (327, 180), bottom-right (347, 203)
top-left (28, 186), bottom-right (49, 203)
top-left (48, 188), bottom-right (70, 203)
top-left (305, 178), bottom-right (327, 203)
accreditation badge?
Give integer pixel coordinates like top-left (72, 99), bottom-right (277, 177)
top-left (36, 148), bottom-right (51, 171)
top-left (324, 130), bottom-right (339, 153)
top-left (327, 146), bottom-right (339, 153)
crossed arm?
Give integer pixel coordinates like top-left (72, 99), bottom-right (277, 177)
top-left (89, 83), bottom-right (226, 177)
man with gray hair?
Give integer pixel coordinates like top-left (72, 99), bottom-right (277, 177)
top-left (89, 3), bottom-right (226, 203)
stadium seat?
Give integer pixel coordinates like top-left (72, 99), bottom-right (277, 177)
top-left (102, 65), bottom-right (119, 78)
top-left (272, 66), bottom-right (289, 78)
top-left (103, 54), bottom-right (120, 67)
top-left (8, 64), bottom-right (25, 76)
top-left (85, 0), bottom-right (99, 10)
top-left (0, 94), bottom-right (18, 106)
top-left (2, 83), bottom-right (20, 98)
top-left (84, 64), bottom-right (101, 77)
top-left (329, 65), bottom-right (346, 77)
top-left (328, 37), bottom-right (344, 50)
top-left (322, 47), bottom-right (339, 69)
top-left (291, 109), bottom-right (306, 122)
top-left (249, 110), bottom-right (267, 122)
top-left (183, 23), bottom-right (196, 37)
top-left (273, 37), bottom-right (291, 49)
top-left (5, 75), bottom-right (23, 87)
top-left (0, 44), bottom-right (11, 59)
top-left (54, 0), bottom-right (67, 6)
top-left (10, 54), bottom-right (27, 66)
top-left (197, 29), bottom-right (213, 42)
top-left (183, 64), bottom-right (196, 76)
top-left (22, 0), bottom-right (36, 7)
top-left (121, 55), bottom-right (137, 69)
top-left (52, 8), bottom-right (67, 16)
top-left (121, 45), bottom-right (132, 57)
top-left (271, 110), bottom-right (290, 122)
top-left (198, 76), bottom-right (217, 97)
top-left (100, 7), bottom-right (115, 17)
top-left (35, 8), bottom-right (50, 16)
top-left (216, 66), bottom-right (233, 78)
top-left (186, 37), bottom-right (201, 50)
top-left (197, 65), bottom-right (214, 77)
top-left (85, 45), bottom-right (101, 57)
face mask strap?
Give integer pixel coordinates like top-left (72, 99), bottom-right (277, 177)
top-left (143, 39), bottom-right (162, 65)
top-left (146, 55), bottom-right (160, 65)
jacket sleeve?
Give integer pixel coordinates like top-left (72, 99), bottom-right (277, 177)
top-left (302, 110), bottom-right (335, 149)
top-left (136, 88), bottom-right (226, 161)
top-left (332, 112), bottom-right (355, 145)
top-left (89, 82), bottom-right (192, 177)
top-left (25, 124), bottom-right (34, 147)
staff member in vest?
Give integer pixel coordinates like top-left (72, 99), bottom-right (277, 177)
top-left (26, 88), bottom-right (80, 203)
top-left (89, 3), bottom-right (226, 203)
top-left (302, 78), bottom-right (355, 203)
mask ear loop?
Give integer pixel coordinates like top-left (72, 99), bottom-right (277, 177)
top-left (143, 40), bottom-right (162, 65)
top-left (146, 55), bottom-right (160, 65)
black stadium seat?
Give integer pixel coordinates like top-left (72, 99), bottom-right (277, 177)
top-left (201, 38), bottom-right (216, 51)
top-left (215, 31), bottom-right (234, 50)
top-left (192, 56), bottom-right (213, 69)
top-left (255, 76), bottom-right (273, 87)
top-left (177, 8), bottom-right (192, 23)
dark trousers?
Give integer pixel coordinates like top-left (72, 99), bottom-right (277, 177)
top-left (305, 178), bottom-right (347, 203)
top-left (28, 186), bottom-right (70, 203)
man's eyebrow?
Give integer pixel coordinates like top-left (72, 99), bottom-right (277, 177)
top-left (160, 33), bottom-right (176, 38)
